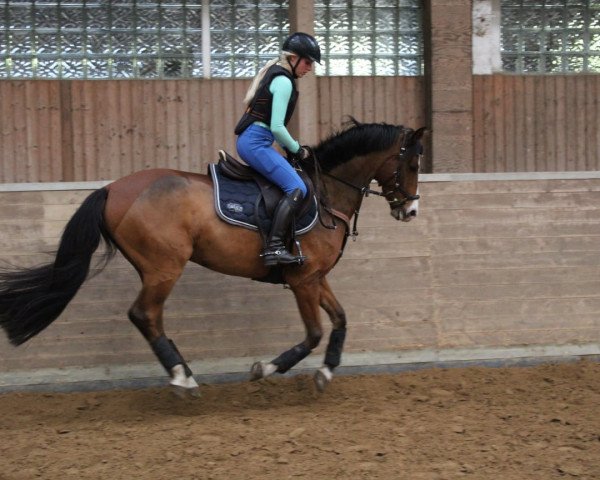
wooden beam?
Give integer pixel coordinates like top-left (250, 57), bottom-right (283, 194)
top-left (288, 0), bottom-right (319, 146)
top-left (426, 0), bottom-right (474, 172)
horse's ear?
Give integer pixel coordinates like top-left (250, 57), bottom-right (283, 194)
top-left (406, 126), bottom-right (428, 146)
top-left (350, 116), bottom-right (362, 126)
top-left (342, 115), bottom-right (362, 129)
top-left (414, 127), bottom-right (428, 140)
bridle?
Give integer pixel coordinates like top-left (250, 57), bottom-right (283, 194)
top-left (324, 132), bottom-right (420, 203)
top-left (373, 144), bottom-right (422, 210)
top-left (325, 135), bottom-right (423, 202)
top-left (305, 129), bottom-right (421, 237)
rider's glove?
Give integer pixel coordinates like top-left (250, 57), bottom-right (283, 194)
top-left (291, 146), bottom-right (310, 163)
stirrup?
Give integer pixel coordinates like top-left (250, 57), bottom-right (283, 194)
top-left (261, 248), bottom-right (306, 267)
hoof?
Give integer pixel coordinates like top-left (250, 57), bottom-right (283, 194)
top-left (250, 361), bottom-right (277, 381)
top-left (250, 361), bottom-right (265, 381)
top-left (170, 384), bottom-right (201, 399)
top-left (314, 367), bottom-right (333, 393)
top-left (169, 365), bottom-right (200, 399)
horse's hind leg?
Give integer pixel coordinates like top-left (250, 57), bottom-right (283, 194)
top-left (128, 276), bottom-right (200, 398)
top-left (250, 278), bottom-right (323, 381)
top-left (314, 276), bottom-right (347, 392)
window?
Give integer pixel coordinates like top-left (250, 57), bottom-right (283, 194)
top-left (2, 1), bottom-right (202, 78)
top-left (209, 1), bottom-right (289, 77)
top-left (0, 0), bottom-right (288, 79)
top-left (501, 0), bottom-right (600, 73)
top-left (314, 0), bottom-right (424, 76)
top-left (0, 0), bottom-right (423, 79)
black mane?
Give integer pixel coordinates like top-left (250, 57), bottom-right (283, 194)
top-left (311, 120), bottom-right (403, 173)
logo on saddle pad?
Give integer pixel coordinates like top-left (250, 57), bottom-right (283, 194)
top-left (225, 202), bottom-right (244, 214)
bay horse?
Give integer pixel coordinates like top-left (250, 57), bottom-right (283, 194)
top-left (0, 120), bottom-right (425, 397)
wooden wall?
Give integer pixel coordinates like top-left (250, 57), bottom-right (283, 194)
top-left (0, 80), bottom-right (251, 183)
top-left (0, 77), bottom-right (426, 184)
top-left (316, 76), bottom-right (426, 138)
top-left (1, 174), bottom-right (600, 376)
top-left (473, 75), bottom-right (600, 173)
top-left (2, 75), bottom-right (598, 180)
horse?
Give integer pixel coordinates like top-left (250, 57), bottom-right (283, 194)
top-left (0, 119), bottom-right (425, 397)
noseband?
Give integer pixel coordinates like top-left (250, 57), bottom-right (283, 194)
top-left (379, 147), bottom-right (422, 210)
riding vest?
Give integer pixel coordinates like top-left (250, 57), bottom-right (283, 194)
top-left (234, 65), bottom-right (298, 135)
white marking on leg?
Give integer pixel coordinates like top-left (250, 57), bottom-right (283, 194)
top-left (250, 361), bottom-right (278, 380)
top-left (314, 365), bottom-right (333, 393)
top-left (170, 364), bottom-right (199, 389)
top-left (318, 365), bottom-right (333, 382)
top-left (261, 362), bottom-right (277, 378)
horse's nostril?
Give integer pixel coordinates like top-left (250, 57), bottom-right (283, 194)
top-left (409, 210), bottom-right (417, 217)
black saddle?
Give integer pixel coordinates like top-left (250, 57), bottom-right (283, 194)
top-left (216, 150), bottom-right (315, 218)
top-left (208, 150), bottom-right (318, 237)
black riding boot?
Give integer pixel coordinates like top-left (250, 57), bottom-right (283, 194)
top-left (261, 188), bottom-right (305, 267)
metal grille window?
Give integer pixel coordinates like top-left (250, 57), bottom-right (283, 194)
top-left (501, 0), bottom-right (600, 73)
top-left (314, 0), bottom-right (424, 76)
top-left (0, 0), bottom-right (288, 79)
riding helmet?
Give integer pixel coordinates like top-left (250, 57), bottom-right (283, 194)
top-left (282, 32), bottom-right (321, 64)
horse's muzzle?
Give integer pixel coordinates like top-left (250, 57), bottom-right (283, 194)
top-left (391, 206), bottom-right (418, 222)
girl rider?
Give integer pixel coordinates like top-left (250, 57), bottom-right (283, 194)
top-left (235, 32), bottom-right (321, 267)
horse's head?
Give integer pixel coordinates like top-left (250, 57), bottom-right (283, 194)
top-left (374, 126), bottom-right (426, 222)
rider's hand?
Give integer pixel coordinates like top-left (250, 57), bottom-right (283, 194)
top-left (293, 146), bottom-right (310, 162)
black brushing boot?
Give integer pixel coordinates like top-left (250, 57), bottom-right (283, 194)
top-left (261, 188), bottom-right (306, 266)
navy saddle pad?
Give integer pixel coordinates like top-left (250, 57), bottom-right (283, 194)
top-left (209, 163), bottom-right (318, 234)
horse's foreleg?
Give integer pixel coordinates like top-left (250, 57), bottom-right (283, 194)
top-left (150, 335), bottom-right (199, 396)
top-left (250, 280), bottom-right (323, 381)
top-left (128, 278), bottom-right (200, 397)
top-left (314, 277), bottom-right (347, 392)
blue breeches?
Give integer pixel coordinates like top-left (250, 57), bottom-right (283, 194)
top-left (236, 124), bottom-right (307, 198)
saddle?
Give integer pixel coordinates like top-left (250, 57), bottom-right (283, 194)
top-left (208, 150), bottom-right (318, 237)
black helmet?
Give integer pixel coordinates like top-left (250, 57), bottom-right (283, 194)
top-left (282, 32), bottom-right (321, 64)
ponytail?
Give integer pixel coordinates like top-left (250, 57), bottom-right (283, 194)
top-left (243, 52), bottom-right (294, 106)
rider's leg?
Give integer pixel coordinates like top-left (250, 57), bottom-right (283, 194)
top-left (236, 125), bottom-right (308, 266)
top-left (261, 188), bottom-right (304, 266)
top-left (236, 124), bottom-right (308, 198)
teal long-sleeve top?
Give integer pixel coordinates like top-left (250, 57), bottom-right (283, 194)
top-left (262, 75), bottom-right (301, 154)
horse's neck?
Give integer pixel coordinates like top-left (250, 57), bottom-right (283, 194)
top-left (320, 154), bottom-right (382, 218)
top-left (321, 178), bottom-right (361, 219)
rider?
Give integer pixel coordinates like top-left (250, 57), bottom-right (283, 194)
top-left (235, 32), bottom-right (321, 267)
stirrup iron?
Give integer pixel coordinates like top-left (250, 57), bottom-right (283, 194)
top-left (293, 239), bottom-right (306, 265)
top-left (260, 246), bottom-right (305, 267)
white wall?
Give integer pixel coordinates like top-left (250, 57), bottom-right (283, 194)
top-left (472, 0), bottom-right (502, 74)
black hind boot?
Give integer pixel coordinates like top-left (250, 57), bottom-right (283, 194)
top-left (261, 188), bottom-right (306, 267)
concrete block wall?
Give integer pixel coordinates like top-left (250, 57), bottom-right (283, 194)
top-left (1, 173), bottom-right (600, 389)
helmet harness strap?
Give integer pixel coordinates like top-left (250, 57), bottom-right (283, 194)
top-left (287, 56), bottom-right (302, 78)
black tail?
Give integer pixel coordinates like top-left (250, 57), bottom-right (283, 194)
top-left (0, 187), bottom-right (116, 345)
